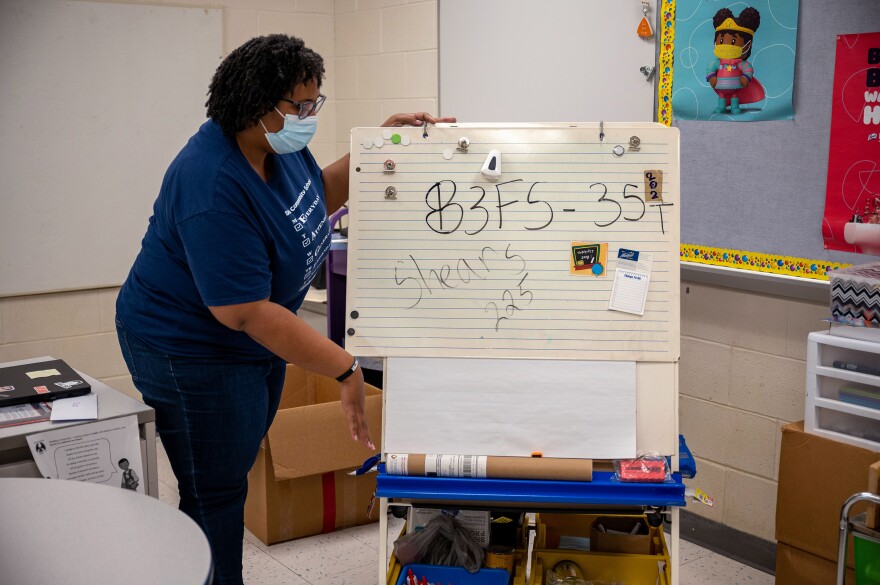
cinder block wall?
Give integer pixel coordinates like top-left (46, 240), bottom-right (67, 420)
top-left (333, 0), bottom-right (439, 160)
top-left (680, 281), bottom-right (827, 542)
top-left (0, 0), bottom-right (826, 545)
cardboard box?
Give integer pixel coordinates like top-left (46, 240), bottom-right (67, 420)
top-left (589, 516), bottom-right (653, 555)
top-left (776, 421), bottom-right (880, 569)
top-left (406, 507), bottom-right (491, 547)
top-left (869, 460), bottom-right (880, 530)
top-left (244, 364), bottom-right (383, 545)
top-left (775, 541), bottom-right (855, 585)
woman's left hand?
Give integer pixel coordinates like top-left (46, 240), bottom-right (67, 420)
top-left (381, 112), bottom-right (457, 128)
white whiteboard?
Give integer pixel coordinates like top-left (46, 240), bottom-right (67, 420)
top-left (345, 123), bottom-right (681, 362)
top-left (384, 357), bottom-right (637, 459)
top-left (0, 1), bottom-right (222, 297)
top-left (439, 0), bottom-right (657, 122)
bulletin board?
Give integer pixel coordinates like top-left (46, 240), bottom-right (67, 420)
top-left (344, 123), bottom-right (681, 363)
top-left (0, 1), bottom-right (221, 297)
top-left (672, 0), bottom-right (880, 278)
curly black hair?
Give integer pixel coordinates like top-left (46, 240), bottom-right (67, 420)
top-left (206, 34), bottom-right (325, 136)
top-left (713, 7), bottom-right (760, 60)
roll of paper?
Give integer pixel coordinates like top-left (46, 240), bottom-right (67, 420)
top-left (385, 453), bottom-right (592, 482)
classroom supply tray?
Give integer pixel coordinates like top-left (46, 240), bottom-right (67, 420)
top-left (375, 470), bottom-right (686, 507)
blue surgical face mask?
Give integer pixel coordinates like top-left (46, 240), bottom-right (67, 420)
top-left (261, 108), bottom-right (317, 154)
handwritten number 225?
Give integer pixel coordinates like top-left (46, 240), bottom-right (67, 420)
top-left (485, 273), bottom-right (533, 331)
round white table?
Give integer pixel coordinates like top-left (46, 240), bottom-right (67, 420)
top-left (0, 478), bottom-right (212, 584)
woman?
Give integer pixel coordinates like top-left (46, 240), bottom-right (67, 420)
top-left (115, 34), bottom-right (454, 585)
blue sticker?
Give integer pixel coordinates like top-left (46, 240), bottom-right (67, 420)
top-left (618, 248), bottom-right (639, 261)
top-left (591, 263), bottom-right (604, 276)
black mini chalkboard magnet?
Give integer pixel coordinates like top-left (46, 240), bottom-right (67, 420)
top-left (481, 149), bottom-right (502, 181)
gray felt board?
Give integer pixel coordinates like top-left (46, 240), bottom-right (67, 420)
top-left (676, 0), bottom-right (880, 266)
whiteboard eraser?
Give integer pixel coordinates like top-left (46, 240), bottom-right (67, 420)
top-left (481, 149), bottom-right (502, 180)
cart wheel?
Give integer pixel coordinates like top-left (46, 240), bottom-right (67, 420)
top-left (647, 510), bottom-right (664, 527)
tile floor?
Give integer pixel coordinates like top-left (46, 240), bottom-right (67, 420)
top-left (155, 439), bottom-right (774, 585)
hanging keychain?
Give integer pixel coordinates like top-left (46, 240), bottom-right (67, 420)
top-left (637, 1), bottom-right (653, 38)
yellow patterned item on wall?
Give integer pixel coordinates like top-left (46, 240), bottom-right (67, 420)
top-left (657, 0), bottom-right (676, 126)
top-left (680, 244), bottom-right (851, 281)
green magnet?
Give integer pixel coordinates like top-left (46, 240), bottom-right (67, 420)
top-left (391, 134), bottom-right (401, 144)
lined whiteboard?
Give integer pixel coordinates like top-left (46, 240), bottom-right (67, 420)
top-left (345, 124), bottom-right (681, 362)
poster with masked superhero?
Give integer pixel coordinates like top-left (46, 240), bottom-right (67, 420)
top-left (672, 0), bottom-right (798, 121)
top-left (822, 32), bottom-right (880, 255)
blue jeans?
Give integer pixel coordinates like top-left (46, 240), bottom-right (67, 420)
top-left (117, 322), bottom-right (285, 585)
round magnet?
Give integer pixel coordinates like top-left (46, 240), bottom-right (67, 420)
top-left (612, 145), bottom-right (625, 157)
top-left (362, 138), bottom-right (373, 149)
top-left (382, 129), bottom-right (393, 140)
top-left (442, 149), bottom-right (454, 160)
top-left (391, 134), bottom-right (401, 144)
top-left (401, 135), bottom-right (411, 146)
top-left (373, 137), bottom-right (384, 148)
top-left (591, 263), bottom-right (604, 276)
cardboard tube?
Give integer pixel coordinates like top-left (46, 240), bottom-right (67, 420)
top-left (385, 453), bottom-right (592, 482)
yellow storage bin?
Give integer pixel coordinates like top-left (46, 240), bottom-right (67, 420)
top-left (530, 548), bottom-right (669, 585)
top-left (534, 513), bottom-right (671, 584)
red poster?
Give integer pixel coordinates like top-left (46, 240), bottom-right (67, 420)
top-left (822, 32), bottom-right (880, 255)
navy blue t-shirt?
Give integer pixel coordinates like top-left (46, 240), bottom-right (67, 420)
top-left (116, 120), bottom-right (331, 358)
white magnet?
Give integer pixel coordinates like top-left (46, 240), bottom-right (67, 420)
top-left (442, 149), bottom-right (454, 160)
top-left (612, 145), bottom-right (625, 157)
top-left (362, 138), bottom-right (373, 149)
top-left (382, 129), bottom-right (393, 140)
top-left (401, 135), bottom-right (412, 146)
top-left (481, 149), bottom-right (502, 180)
top-left (374, 137), bottom-right (384, 148)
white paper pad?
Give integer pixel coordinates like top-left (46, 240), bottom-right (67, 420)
top-left (50, 393), bottom-right (97, 421)
top-left (608, 249), bottom-right (653, 315)
top-left (384, 357), bottom-right (637, 459)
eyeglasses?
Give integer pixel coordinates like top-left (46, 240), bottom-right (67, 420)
top-left (279, 94), bottom-right (326, 119)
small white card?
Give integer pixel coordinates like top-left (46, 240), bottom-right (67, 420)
top-left (50, 392), bottom-right (97, 421)
top-left (608, 249), bottom-right (653, 316)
